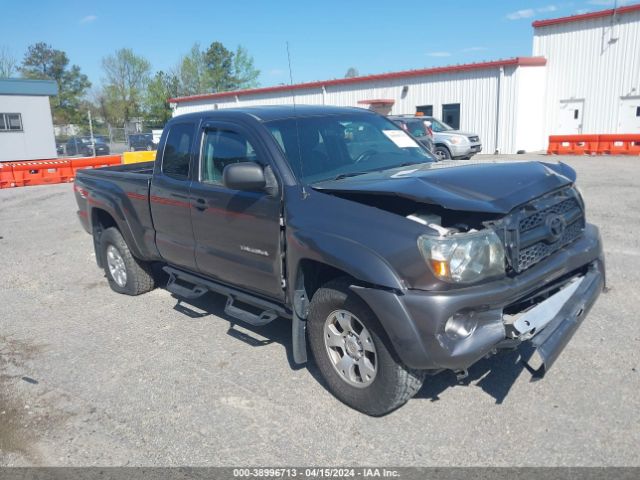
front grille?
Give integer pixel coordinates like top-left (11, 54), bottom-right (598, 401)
top-left (519, 198), bottom-right (579, 232)
top-left (502, 188), bottom-right (585, 273)
top-left (517, 219), bottom-right (584, 271)
top-left (468, 136), bottom-right (479, 143)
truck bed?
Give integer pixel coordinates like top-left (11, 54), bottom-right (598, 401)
top-left (78, 160), bottom-right (154, 178)
top-left (74, 161), bottom-right (159, 261)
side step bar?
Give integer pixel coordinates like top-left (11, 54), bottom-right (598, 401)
top-left (163, 266), bottom-right (290, 327)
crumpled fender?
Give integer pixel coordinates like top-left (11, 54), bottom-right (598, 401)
top-left (288, 228), bottom-right (405, 293)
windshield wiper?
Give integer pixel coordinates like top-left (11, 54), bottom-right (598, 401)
top-left (333, 171), bottom-right (371, 180)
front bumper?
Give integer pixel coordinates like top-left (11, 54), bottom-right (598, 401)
top-left (450, 142), bottom-right (482, 157)
top-left (351, 224), bottom-right (604, 371)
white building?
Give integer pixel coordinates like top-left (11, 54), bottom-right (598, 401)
top-left (0, 78), bottom-right (58, 162)
top-left (171, 4), bottom-right (640, 154)
top-left (533, 4), bottom-right (640, 138)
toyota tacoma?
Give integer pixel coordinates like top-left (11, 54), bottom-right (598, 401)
top-left (74, 106), bottom-right (604, 415)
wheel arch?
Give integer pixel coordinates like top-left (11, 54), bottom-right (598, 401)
top-left (90, 207), bottom-right (143, 267)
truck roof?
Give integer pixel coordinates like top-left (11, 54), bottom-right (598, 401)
top-left (171, 105), bottom-right (373, 123)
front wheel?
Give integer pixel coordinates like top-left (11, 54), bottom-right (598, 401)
top-left (307, 279), bottom-right (425, 416)
top-left (434, 146), bottom-right (451, 160)
top-left (100, 227), bottom-right (155, 295)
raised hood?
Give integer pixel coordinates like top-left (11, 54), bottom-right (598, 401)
top-left (312, 161), bottom-right (576, 214)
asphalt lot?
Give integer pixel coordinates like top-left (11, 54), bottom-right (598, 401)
top-left (0, 154), bottom-right (638, 466)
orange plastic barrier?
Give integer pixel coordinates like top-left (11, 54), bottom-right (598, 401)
top-left (0, 163), bottom-right (16, 189)
top-left (10, 159), bottom-right (73, 187)
top-left (69, 155), bottom-right (121, 176)
top-left (597, 134), bottom-right (640, 155)
top-left (0, 154), bottom-right (123, 188)
top-left (547, 135), bottom-right (599, 155)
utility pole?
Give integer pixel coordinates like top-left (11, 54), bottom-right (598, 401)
top-left (88, 110), bottom-right (96, 157)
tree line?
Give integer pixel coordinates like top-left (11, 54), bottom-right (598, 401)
top-left (0, 41), bottom-right (260, 129)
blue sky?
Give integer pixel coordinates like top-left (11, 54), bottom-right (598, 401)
top-left (0, 0), bottom-right (630, 92)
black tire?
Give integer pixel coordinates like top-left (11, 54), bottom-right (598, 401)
top-left (434, 145), bottom-right (452, 160)
top-left (307, 278), bottom-right (425, 416)
top-left (100, 227), bottom-right (155, 295)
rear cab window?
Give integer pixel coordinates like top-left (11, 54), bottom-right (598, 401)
top-left (161, 123), bottom-right (195, 179)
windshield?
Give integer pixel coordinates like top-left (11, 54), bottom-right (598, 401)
top-left (404, 120), bottom-right (428, 137)
top-left (265, 113), bottom-right (435, 184)
top-left (427, 118), bottom-right (454, 132)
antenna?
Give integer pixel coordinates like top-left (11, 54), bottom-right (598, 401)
top-left (286, 41), bottom-right (308, 198)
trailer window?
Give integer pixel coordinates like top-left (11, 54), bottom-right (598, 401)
top-left (162, 123), bottom-right (194, 179)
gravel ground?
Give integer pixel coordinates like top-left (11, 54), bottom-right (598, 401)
top-left (0, 155), bottom-right (638, 466)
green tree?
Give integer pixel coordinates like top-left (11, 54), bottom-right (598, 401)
top-left (204, 41), bottom-right (235, 92)
top-left (0, 45), bottom-right (17, 78)
top-left (177, 43), bottom-right (209, 96)
top-left (101, 48), bottom-right (151, 123)
top-left (345, 67), bottom-right (359, 78)
top-left (176, 42), bottom-right (260, 95)
top-left (233, 45), bottom-right (260, 89)
top-left (20, 42), bottom-right (91, 124)
top-left (144, 71), bottom-right (179, 125)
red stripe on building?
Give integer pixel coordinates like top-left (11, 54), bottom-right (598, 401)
top-left (169, 57), bottom-right (546, 104)
top-left (532, 3), bottom-right (640, 28)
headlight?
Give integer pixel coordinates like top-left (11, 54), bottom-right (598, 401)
top-left (418, 229), bottom-right (506, 284)
top-left (449, 136), bottom-right (467, 145)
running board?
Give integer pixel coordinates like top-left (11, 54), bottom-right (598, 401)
top-left (162, 266), bottom-right (289, 327)
top-left (166, 272), bottom-right (208, 299)
top-left (225, 295), bottom-right (278, 326)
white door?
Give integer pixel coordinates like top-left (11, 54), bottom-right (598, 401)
top-left (618, 97), bottom-right (640, 133)
top-left (557, 100), bottom-right (584, 134)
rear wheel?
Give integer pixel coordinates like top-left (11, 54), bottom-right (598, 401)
top-left (307, 279), bottom-right (425, 416)
top-left (100, 227), bottom-right (155, 295)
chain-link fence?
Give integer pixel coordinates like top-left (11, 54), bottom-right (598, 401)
top-left (53, 120), bottom-right (165, 156)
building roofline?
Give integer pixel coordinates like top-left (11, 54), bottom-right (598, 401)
top-left (169, 56), bottom-right (546, 104)
top-left (0, 78), bottom-right (58, 96)
top-left (532, 3), bottom-right (640, 28)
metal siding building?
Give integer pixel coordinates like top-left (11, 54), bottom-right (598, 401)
top-left (171, 4), bottom-right (640, 154)
top-left (533, 5), bottom-right (640, 137)
top-left (0, 79), bottom-right (58, 162)
top-left (172, 58), bottom-right (547, 155)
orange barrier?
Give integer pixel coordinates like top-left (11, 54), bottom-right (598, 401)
top-left (0, 154), bottom-right (123, 188)
top-left (597, 134), bottom-right (640, 155)
top-left (10, 159), bottom-right (73, 187)
top-left (69, 155), bottom-right (122, 177)
top-left (547, 135), bottom-right (600, 155)
top-left (0, 163), bottom-right (16, 189)
top-left (548, 134), bottom-right (640, 155)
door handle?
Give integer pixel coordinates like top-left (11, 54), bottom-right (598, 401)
top-left (194, 198), bottom-right (207, 211)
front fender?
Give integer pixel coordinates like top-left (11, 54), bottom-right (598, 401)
top-left (287, 228), bottom-right (405, 293)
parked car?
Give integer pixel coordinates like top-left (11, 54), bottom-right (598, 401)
top-left (74, 105), bottom-right (604, 416)
top-left (423, 116), bottom-right (482, 160)
top-left (388, 115), bottom-right (435, 154)
top-left (66, 136), bottom-right (110, 156)
top-left (128, 133), bottom-right (155, 151)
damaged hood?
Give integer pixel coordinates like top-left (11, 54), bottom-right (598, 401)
top-left (312, 161), bottom-right (576, 214)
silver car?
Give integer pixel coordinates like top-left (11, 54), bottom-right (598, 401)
top-left (424, 117), bottom-right (482, 160)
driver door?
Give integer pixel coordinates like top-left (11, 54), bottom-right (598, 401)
top-left (189, 122), bottom-right (284, 300)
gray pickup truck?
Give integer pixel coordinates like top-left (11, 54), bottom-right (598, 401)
top-left (74, 105), bottom-right (604, 416)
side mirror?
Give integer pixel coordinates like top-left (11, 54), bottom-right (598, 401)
top-left (222, 162), bottom-right (266, 191)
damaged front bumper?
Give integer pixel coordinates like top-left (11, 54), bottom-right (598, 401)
top-left (351, 223), bottom-right (605, 373)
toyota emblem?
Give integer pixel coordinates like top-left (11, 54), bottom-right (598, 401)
top-left (546, 214), bottom-right (566, 241)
